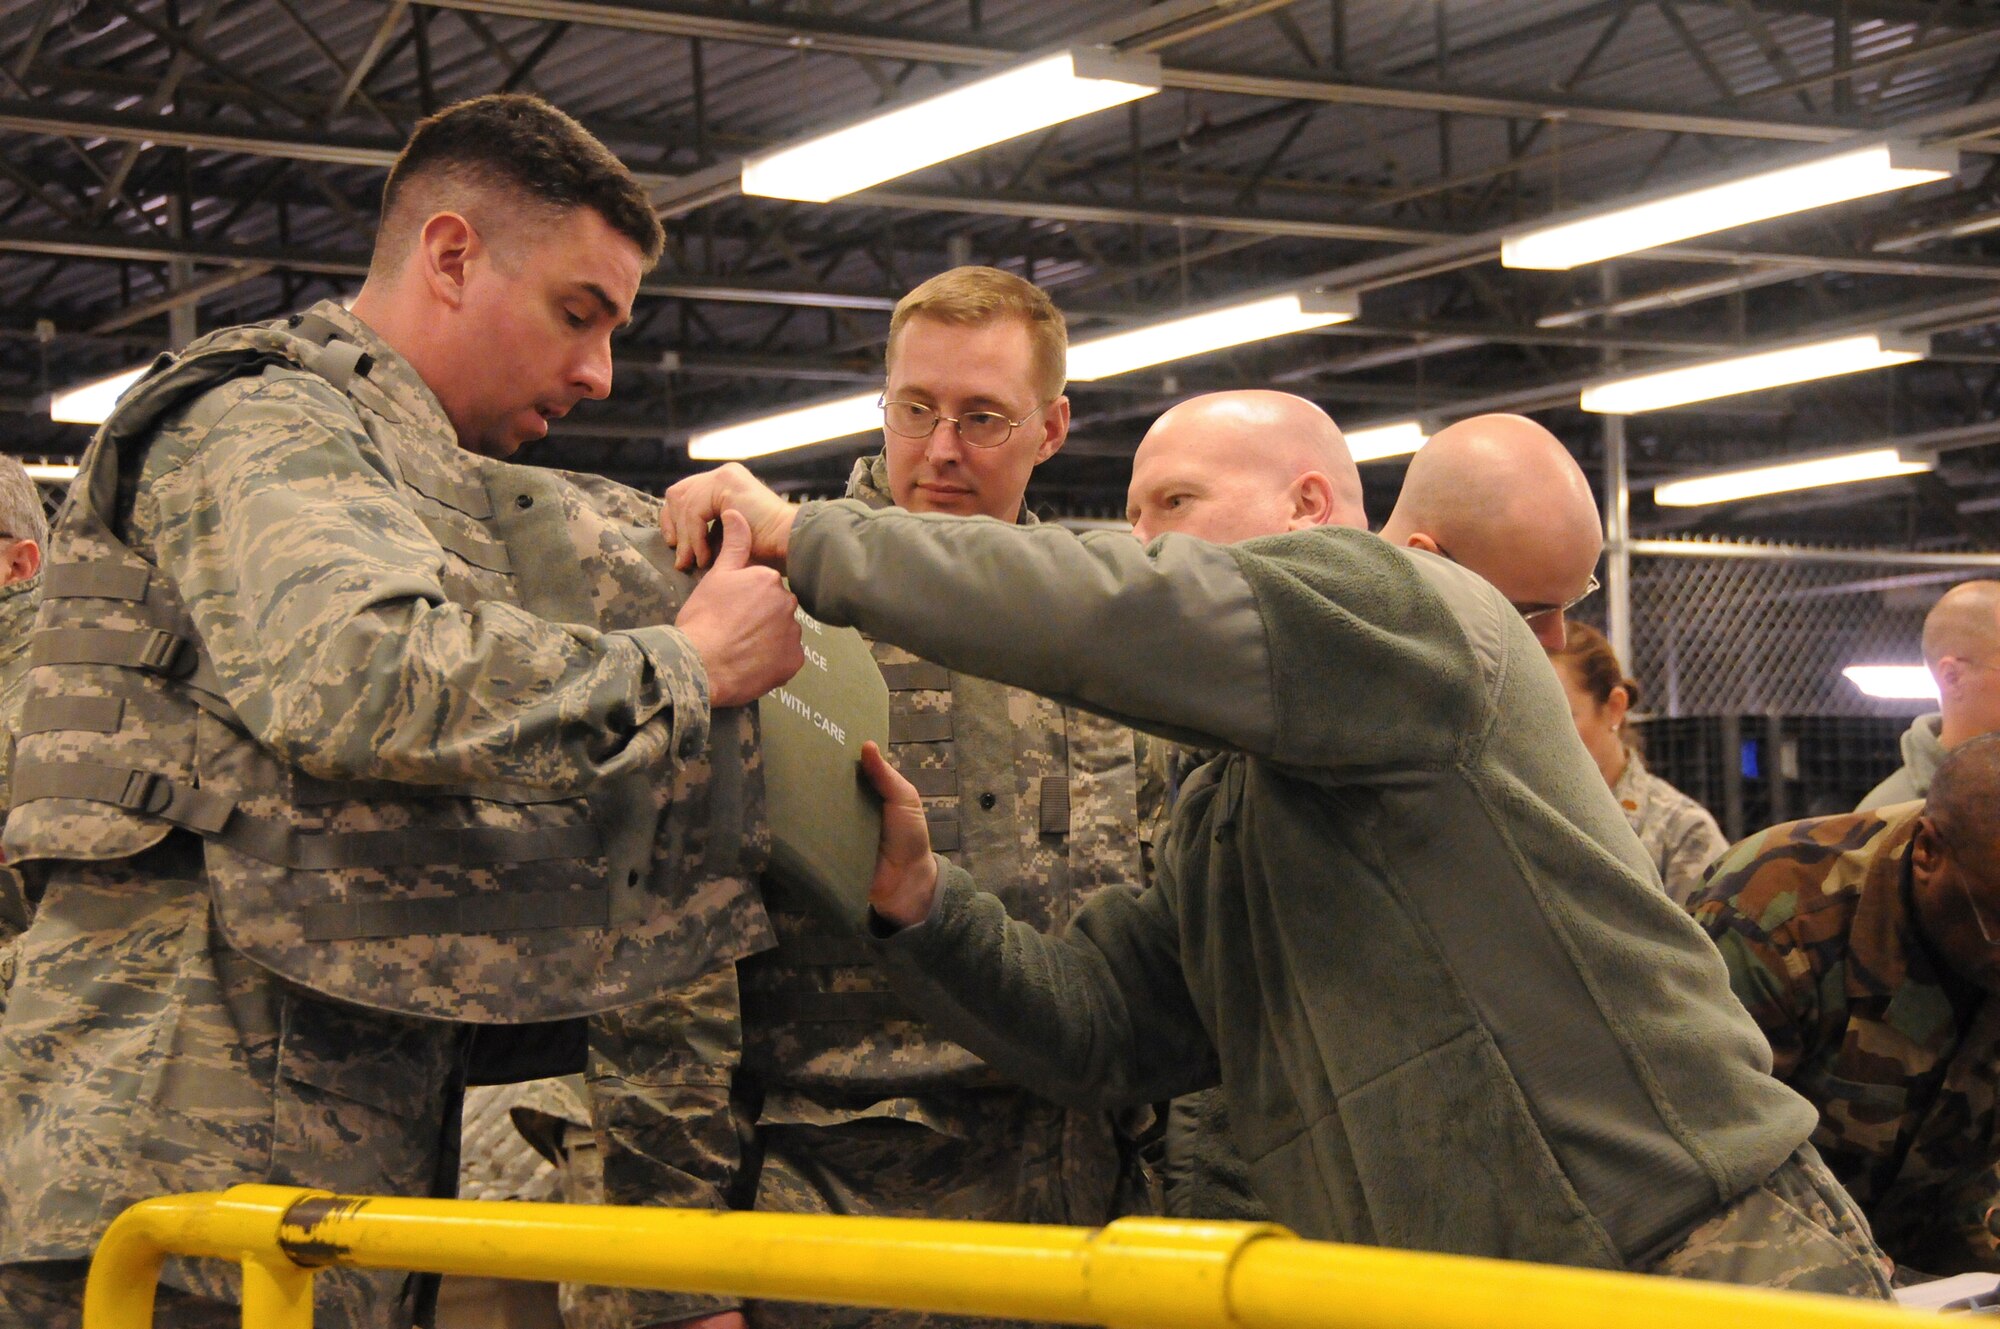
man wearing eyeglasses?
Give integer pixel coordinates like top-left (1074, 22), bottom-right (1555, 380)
top-left (1694, 733), bottom-right (2000, 1279)
top-left (1379, 413), bottom-right (1605, 649)
top-left (592, 266), bottom-right (1152, 1329)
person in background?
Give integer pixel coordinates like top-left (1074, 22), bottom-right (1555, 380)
top-left (1378, 413), bottom-right (1602, 650)
top-left (1859, 581), bottom-right (2000, 811)
top-left (1549, 622), bottom-right (1727, 907)
top-left (1695, 734), bottom-right (2000, 1277)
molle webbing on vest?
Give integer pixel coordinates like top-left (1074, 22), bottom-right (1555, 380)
top-left (925, 807), bottom-right (961, 854)
top-left (1039, 775), bottom-right (1071, 836)
top-left (18, 696), bottom-right (122, 736)
top-left (302, 885), bottom-right (610, 941)
top-left (42, 563), bottom-right (151, 600)
top-left (889, 712), bottom-right (953, 744)
top-left (742, 990), bottom-right (913, 1024)
top-left (10, 760), bottom-right (601, 874)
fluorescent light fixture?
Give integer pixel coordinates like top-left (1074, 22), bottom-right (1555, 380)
top-left (1503, 140), bottom-right (1957, 270)
top-left (1652, 447), bottom-right (1931, 507)
top-left (688, 391), bottom-right (878, 461)
top-left (49, 365), bottom-right (146, 425)
top-left (1068, 292), bottom-right (1357, 382)
top-left (1345, 420), bottom-right (1428, 463)
top-left (1842, 665), bottom-right (1939, 702)
top-left (1581, 333), bottom-right (1926, 415)
top-left (23, 462), bottom-right (79, 483)
top-left (742, 48), bottom-right (1160, 203)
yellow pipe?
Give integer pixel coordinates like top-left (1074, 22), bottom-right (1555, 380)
top-left (85, 1185), bottom-right (1946, 1329)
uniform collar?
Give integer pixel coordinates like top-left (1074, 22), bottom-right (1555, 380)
top-left (843, 451), bottom-right (1035, 524)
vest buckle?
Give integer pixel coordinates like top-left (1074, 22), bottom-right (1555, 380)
top-left (116, 769), bottom-right (172, 816)
top-left (136, 629), bottom-right (196, 679)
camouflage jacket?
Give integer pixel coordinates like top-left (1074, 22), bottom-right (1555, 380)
top-left (590, 455), bottom-right (1150, 1326)
top-left (0, 303), bottom-right (775, 1286)
top-left (5, 303), bottom-right (770, 1022)
top-left (1692, 805), bottom-right (2000, 1274)
top-left (0, 568), bottom-right (40, 942)
top-left (1613, 750), bottom-right (1728, 908)
top-left (0, 568), bottom-right (39, 809)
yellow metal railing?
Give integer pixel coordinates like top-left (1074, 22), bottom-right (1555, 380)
top-left (85, 1184), bottom-right (1942, 1329)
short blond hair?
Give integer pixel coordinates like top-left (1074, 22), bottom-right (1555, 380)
top-left (886, 266), bottom-right (1067, 401)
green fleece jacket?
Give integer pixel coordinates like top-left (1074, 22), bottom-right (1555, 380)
top-left (788, 501), bottom-right (1817, 1269)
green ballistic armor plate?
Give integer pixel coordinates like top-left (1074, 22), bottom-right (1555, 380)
top-left (756, 608), bottom-right (888, 927)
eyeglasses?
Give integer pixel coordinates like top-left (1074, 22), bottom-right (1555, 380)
top-left (879, 395), bottom-right (1046, 450)
top-left (1433, 544), bottom-right (1601, 626)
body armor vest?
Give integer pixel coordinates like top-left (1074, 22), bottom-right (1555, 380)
top-left (6, 311), bottom-right (767, 1023)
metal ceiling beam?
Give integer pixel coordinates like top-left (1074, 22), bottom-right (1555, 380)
top-left (416, 0), bottom-right (1891, 145)
top-left (0, 227), bottom-right (902, 311)
top-left (1155, 64), bottom-right (1869, 143)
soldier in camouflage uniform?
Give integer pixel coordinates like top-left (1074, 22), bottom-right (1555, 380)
top-left (590, 267), bottom-right (1152, 1329)
top-left (0, 96), bottom-right (801, 1329)
top-left (0, 454), bottom-right (47, 1011)
top-left (1693, 733), bottom-right (2000, 1278)
top-left (1549, 622), bottom-right (1726, 906)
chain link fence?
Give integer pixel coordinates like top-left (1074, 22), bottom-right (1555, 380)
top-left (1610, 548), bottom-right (1969, 719)
top-left (1575, 542), bottom-right (2000, 839)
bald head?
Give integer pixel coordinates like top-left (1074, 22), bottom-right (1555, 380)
top-left (1922, 581), bottom-right (2000, 746)
top-left (1126, 390), bottom-right (1367, 545)
top-left (1379, 414), bottom-right (1603, 647)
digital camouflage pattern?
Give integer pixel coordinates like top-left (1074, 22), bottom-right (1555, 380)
top-left (1613, 749), bottom-right (1729, 908)
top-left (1692, 803), bottom-right (2000, 1275)
top-left (7, 302), bottom-right (771, 1023)
top-left (0, 301), bottom-right (774, 1328)
top-left (587, 452), bottom-right (1153, 1329)
top-left (0, 568), bottom-right (41, 814)
top-left (1647, 1145), bottom-right (1894, 1294)
top-left (0, 568), bottom-right (40, 956)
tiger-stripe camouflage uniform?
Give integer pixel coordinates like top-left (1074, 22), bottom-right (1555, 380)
top-left (0, 302), bottom-right (773, 1329)
top-left (589, 453), bottom-right (1154, 1329)
top-left (1692, 803), bottom-right (2000, 1276)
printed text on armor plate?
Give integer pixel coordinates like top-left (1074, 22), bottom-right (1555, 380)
top-left (774, 686), bottom-right (847, 744)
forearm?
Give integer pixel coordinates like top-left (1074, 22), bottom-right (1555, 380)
top-left (789, 500), bottom-right (1275, 753)
top-left (256, 600), bottom-right (708, 789)
top-left (872, 861), bottom-right (1215, 1111)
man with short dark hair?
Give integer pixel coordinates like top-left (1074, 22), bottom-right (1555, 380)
top-left (0, 94), bottom-right (801, 1329)
top-left (1696, 734), bottom-right (2000, 1277)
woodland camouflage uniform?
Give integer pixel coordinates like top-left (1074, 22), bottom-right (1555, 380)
top-left (588, 453), bottom-right (1154, 1329)
top-left (1694, 803), bottom-right (2000, 1276)
top-left (0, 302), bottom-right (772, 1329)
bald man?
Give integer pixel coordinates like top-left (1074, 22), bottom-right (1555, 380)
top-left (1125, 390), bottom-right (1366, 541)
top-left (1381, 414), bottom-right (1603, 649)
top-left (1699, 734), bottom-right (2000, 1275)
top-left (659, 423), bottom-right (1894, 1294)
top-left (1858, 581), bottom-right (2000, 811)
